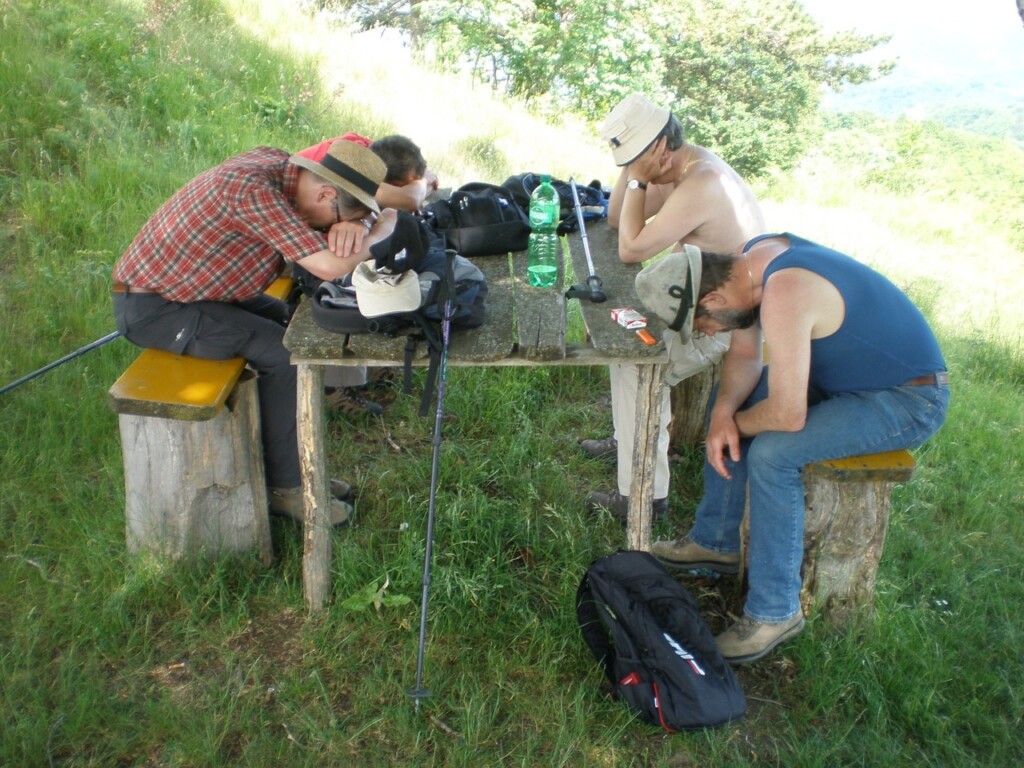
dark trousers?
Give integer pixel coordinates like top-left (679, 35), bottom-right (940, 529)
top-left (113, 292), bottom-right (300, 488)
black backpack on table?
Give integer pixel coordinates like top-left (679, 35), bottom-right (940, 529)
top-left (424, 182), bottom-right (530, 257)
top-left (576, 550), bottom-right (746, 732)
top-left (501, 172), bottom-right (607, 234)
top-left (302, 212), bottom-right (488, 415)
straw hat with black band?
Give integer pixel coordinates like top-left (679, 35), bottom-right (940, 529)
top-left (289, 139), bottom-right (386, 214)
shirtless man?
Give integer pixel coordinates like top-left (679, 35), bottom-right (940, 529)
top-left (584, 93), bottom-right (764, 520)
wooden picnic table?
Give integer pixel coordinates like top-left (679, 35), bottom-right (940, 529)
top-left (283, 220), bottom-right (669, 612)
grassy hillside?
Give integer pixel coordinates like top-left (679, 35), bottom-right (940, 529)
top-left (2, 1), bottom-right (1022, 766)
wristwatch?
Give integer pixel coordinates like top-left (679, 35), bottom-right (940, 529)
top-left (626, 178), bottom-right (648, 191)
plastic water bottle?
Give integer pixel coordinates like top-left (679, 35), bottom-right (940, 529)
top-left (527, 174), bottom-right (560, 287)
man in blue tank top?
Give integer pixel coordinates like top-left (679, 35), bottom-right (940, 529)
top-left (641, 234), bottom-right (949, 664)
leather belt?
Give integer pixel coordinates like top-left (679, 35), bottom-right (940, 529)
top-left (902, 371), bottom-right (949, 387)
top-left (112, 282), bottom-right (155, 295)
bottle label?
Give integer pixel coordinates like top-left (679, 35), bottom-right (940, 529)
top-left (530, 208), bottom-right (555, 227)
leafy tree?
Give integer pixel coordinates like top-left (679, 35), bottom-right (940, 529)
top-left (417, 0), bottom-right (669, 116)
top-left (658, 0), bottom-right (892, 175)
top-left (325, 0), bottom-right (892, 174)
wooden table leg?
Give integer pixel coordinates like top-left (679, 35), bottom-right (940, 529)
top-left (627, 363), bottom-right (664, 551)
top-left (297, 363), bottom-right (331, 613)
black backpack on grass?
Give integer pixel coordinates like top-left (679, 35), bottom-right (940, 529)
top-left (576, 550), bottom-right (746, 732)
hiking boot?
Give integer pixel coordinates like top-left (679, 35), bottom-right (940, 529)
top-left (586, 490), bottom-right (667, 522)
top-left (365, 367), bottom-right (397, 390)
top-left (329, 479), bottom-right (355, 502)
top-left (268, 484), bottom-right (354, 528)
top-left (325, 387), bottom-right (384, 417)
top-left (715, 614), bottom-right (805, 664)
top-left (580, 436), bottom-right (617, 462)
top-left (651, 537), bottom-right (741, 575)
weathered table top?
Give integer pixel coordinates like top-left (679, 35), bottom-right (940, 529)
top-left (283, 220), bottom-right (669, 367)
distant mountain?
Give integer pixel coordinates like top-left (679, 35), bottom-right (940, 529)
top-left (804, 0), bottom-right (1024, 145)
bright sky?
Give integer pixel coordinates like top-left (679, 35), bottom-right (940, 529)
top-left (800, 0), bottom-right (1024, 94)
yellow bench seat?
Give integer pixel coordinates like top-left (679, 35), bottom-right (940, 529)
top-left (107, 276), bottom-right (294, 421)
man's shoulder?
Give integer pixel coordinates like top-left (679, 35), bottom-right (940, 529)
top-left (220, 146), bottom-right (290, 169)
top-left (210, 147), bottom-right (290, 192)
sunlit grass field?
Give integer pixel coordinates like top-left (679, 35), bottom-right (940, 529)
top-left (2, 1), bottom-right (1022, 766)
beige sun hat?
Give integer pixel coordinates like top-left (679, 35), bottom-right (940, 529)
top-left (599, 93), bottom-right (672, 166)
top-left (289, 139), bottom-right (386, 213)
top-left (634, 244), bottom-right (703, 343)
top-left (351, 261), bottom-right (422, 318)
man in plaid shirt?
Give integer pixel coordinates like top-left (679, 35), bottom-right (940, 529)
top-left (113, 139), bottom-right (396, 526)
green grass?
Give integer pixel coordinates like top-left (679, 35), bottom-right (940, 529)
top-left (2, 0), bottom-right (1024, 766)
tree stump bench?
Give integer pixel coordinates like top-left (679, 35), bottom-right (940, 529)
top-left (107, 276), bottom-right (293, 563)
top-left (799, 449), bottom-right (917, 624)
top-left (739, 449), bottom-right (916, 626)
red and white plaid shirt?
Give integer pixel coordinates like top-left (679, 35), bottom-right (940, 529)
top-left (113, 147), bottom-right (327, 302)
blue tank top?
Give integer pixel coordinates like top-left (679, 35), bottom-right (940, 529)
top-left (753, 233), bottom-right (946, 393)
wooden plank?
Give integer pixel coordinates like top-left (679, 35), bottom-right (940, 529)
top-left (108, 349), bottom-right (245, 421)
top-left (565, 222), bottom-right (666, 361)
top-left (626, 363), bottom-right (664, 552)
top-left (510, 248), bottom-right (566, 361)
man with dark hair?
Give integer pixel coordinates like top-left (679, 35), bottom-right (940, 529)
top-left (297, 133), bottom-right (438, 214)
top-left (635, 234), bottom-right (949, 663)
top-left (369, 134), bottom-right (439, 210)
top-left (113, 140), bottom-right (397, 526)
top-left (292, 133), bottom-right (441, 413)
top-left (584, 93), bottom-right (765, 520)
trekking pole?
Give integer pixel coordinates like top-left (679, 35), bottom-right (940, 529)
top-left (563, 178), bottom-right (607, 304)
top-left (0, 331), bottom-right (122, 397)
top-left (407, 250), bottom-right (457, 712)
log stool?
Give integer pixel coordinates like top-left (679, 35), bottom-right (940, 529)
top-left (800, 450), bottom-right (917, 624)
top-left (106, 276), bottom-right (293, 563)
top-left (739, 449), bottom-right (917, 626)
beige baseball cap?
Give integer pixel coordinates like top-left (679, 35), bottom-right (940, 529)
top-left (634, 245), bottom-right (702, 342)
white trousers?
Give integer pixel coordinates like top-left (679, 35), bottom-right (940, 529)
top-left (609, 363), bottom-right (672, 499)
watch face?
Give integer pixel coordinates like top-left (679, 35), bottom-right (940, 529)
top-left (628, 179), bottom-right (645, 190)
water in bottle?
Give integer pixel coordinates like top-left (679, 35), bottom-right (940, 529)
top-left (527, 174), bottom-right (560, 287)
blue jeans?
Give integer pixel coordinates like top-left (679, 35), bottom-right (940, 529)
top-left (689, 368), bottom-right (950, 623)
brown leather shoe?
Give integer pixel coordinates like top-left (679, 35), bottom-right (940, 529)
top-left (580, 436), bottom-right (617, 462)
top-left (715, 614), bottom-right (805, 664)
top-left (586, 490), bottom-right (667, 522)
top-left (329, 479), bottom-right (355, 502)
top-left (650, 537), bottom-right (740, 574)
top-left (325, 386), bottom-right (384, 417)
top-left (268, 484), bottom-right (354, 527)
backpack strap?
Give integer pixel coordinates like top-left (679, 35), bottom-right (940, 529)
top-left (575, 573), bottom-right (618, 687)
top-left (416, 250), bottom-right (459, 417)
top-left (418, 326), bottom-right (442, 418)
top-left (402, 335), bottom-right (418, 397)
